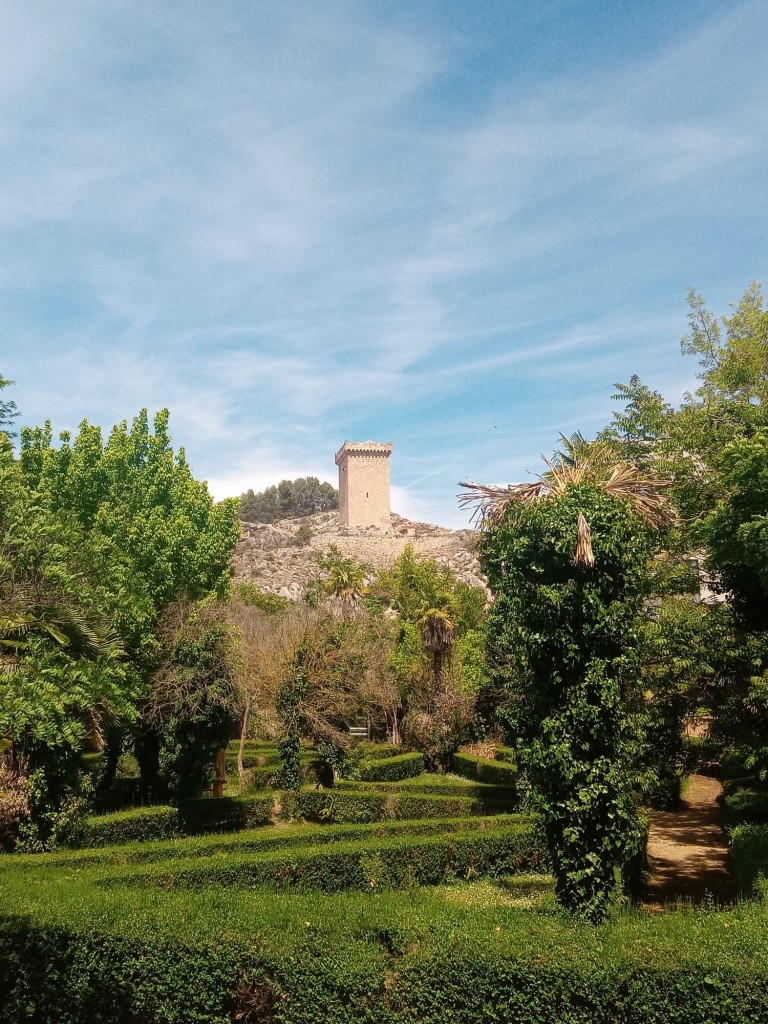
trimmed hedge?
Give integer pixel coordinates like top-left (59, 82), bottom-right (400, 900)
top-left (356, 751), bottom-right (424, 782)
top-left (352, 742), bottom-right (402, 759)
top-left (294, 789), bottom-right (516, 824)
top-left (334, 777), bottom-right (516, 800)
top-left (102, 823), bottom-right (547, 893)
top-left (494, 746), bottom-right (517, 763)
top-left (6, 819), bottom-right (768, 1024)
top-left (85, 806), bottom-right (180, 846)
top-left (48, 816), bottom-right (522, 869)
top-left (179, 794), bottom-right (275, 833)
top-left (453, 752), bottom-right (519, 788)
top-left (83, 795), bottom-right (275, 846)
top-left (4, 913), bottom-right (768, 1024)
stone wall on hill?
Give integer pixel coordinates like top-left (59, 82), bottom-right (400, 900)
top-left (233, 511), bottom-right (487, 601)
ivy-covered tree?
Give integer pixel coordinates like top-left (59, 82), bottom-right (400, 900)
top-left (463, 447), bottom-right (672, 921)
top-left (145, 600), bottom-right (240, 802)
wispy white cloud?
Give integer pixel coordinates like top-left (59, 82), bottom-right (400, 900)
top-left (1, 1), bottom-right (766, 527)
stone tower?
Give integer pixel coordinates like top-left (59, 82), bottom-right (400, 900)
top-left (335, 440), bottom-right (393, 527)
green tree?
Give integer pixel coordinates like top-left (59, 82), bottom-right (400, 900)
top-left (700, 429), bottom-right (768, 629)
top-left (146, 600), bottom-right (240, 802)
top-left (240, 477), bottom-right (338, 523)
top-left (0, 436), bottom-right (133, 847)
top-left (276, 611), bottom-right (369, 787)
top-left (13, 409), bottom-right (240, 801)
top-left (19, 409), bottom-right (239, 661)
top-left (374, 545), bottom-right (486, 764)
top-left (317, 544), bottom-right (368, 618)
top-left (0, 374), bottom-right (19, 440)
top-left (465, 447), bottom-right (672, 921)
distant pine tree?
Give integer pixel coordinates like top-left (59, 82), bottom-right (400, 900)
top-left (239, 477), bottom-right (338, 523)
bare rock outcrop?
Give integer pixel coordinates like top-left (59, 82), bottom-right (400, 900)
top-left (233, 512), bottom-right (486, 599)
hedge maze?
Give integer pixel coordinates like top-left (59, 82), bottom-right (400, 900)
top-left (4, 741), bottom-right (768, 1023)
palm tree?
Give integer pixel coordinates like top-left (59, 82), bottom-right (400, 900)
top-left (319, 545), bottom-right (368, 619)
top-left (0, 579), bottom-right (119, 664)
top-left (416, 592), bottom-right (457, 703)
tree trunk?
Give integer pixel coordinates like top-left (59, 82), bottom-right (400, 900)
top-left (212, 747), bottom-right (227, 798)
top-left (237, 695), bottom-right (252, 792)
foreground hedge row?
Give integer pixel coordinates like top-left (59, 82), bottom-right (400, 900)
top-left (3, 910), bottom-right (768, 1024)
top-left (101, 823), bottom-right (546, 893)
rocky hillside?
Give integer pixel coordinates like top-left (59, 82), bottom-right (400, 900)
top-left (233, 511), bottom-right (486, 600)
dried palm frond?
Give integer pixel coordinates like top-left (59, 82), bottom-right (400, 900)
top-left (458, 440), bottom-right (677, 571)
top-left (457, 481), bottom-right (524, 527)
top-left (603, 464), bottom-right (674, 529)
top-left (460, 452), bottom-right (674, 530)
top-left (574, 512), bottom-right (595, 568)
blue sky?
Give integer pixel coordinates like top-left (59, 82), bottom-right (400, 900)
top-left (2, 0), bottom-right (766, 527)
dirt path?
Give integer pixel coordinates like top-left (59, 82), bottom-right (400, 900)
top-left (644, 774), bottom-right (735, 908)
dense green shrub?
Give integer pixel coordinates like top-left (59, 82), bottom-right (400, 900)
top-left (353, 742), bottom-right (402, 760)
top-left (730, 823), bottom-right (768, 895)
top-left (242, 764), bottom-right (279, 788)
top-left (726, 789), bottom-right (768, 825)
top-left (178, 795), bottom-right (274, 833)
top-left (295, 790), bottom-right (384, 823)
top-left (356, 751), bottom-right (424, 782)
top-left (494, 745), bottom-right (517, 763)
top-left (453, 752), bottom-right (518, 788)
top-left (0, 921), bottom-right (247, 1024)
top-left (4, 909), bottom-right (768, 1024)
top-left (682, 734), bottom-right (724, 776)
top-left (391, 793), bottom-right (517, 821)
top-left (5, 825), bottom-right (768, 1024)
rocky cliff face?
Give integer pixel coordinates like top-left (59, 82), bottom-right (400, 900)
top-left (233, 511), bottom-right (487, 600)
